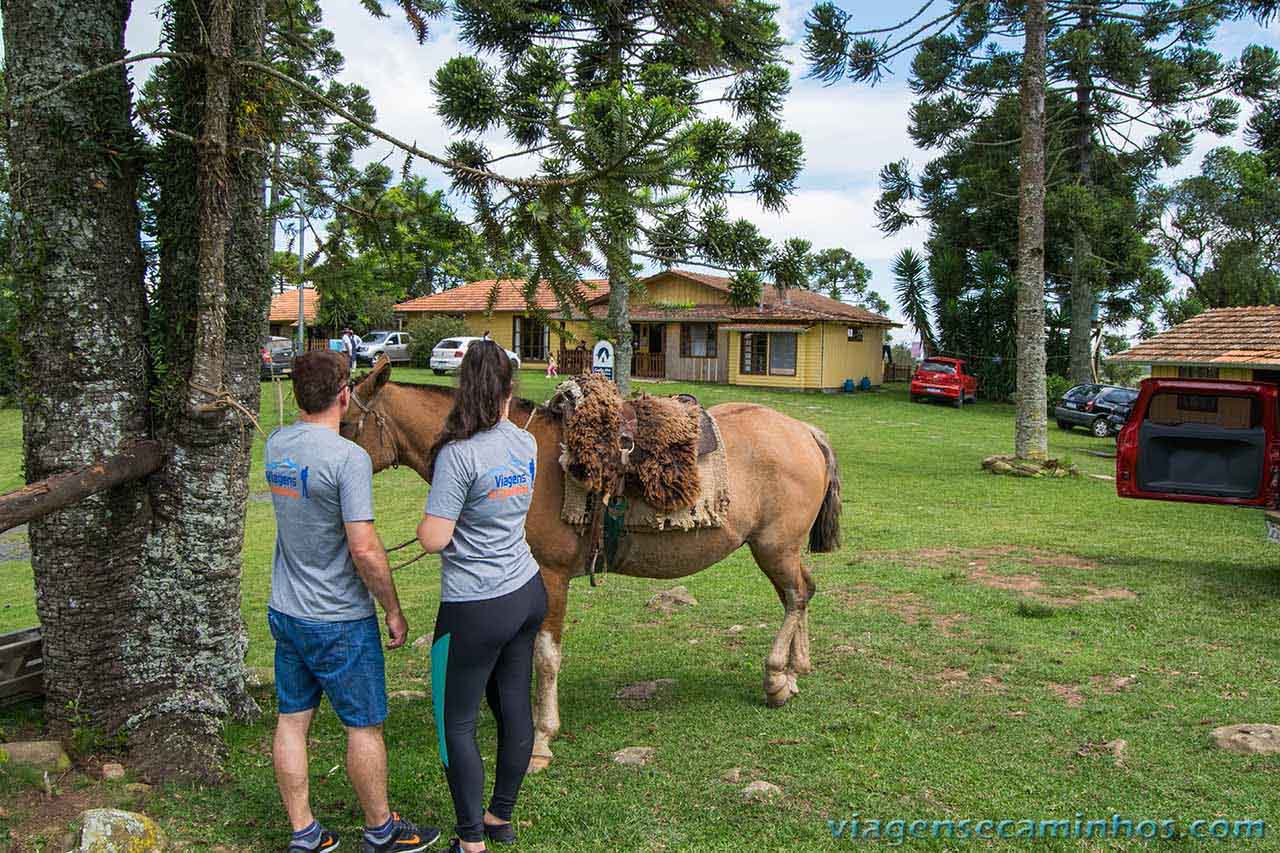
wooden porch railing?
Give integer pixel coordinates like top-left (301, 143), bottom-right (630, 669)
top-left (632, 351), bottom-right (665, 379)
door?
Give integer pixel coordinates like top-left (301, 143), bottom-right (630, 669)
top-left (1117, 378), bottom-right (1279, 507)
top-left (389, 333), bottom-right (410, 362)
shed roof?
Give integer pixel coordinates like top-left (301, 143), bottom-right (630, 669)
top-left (1107, 306), bottom-right (1280, 369)
top-left (268, 288), bottom-right (319, 325)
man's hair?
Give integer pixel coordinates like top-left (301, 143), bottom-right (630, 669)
top-left (292, 350), bottom-right (349, 414)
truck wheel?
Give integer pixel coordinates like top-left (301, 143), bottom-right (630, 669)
top-left (953, 394), bottom-right (963, 409)
top-left (1091, 417), bottom-right (1110, 438)
top-left (433, 369), bottom-right (445, 376)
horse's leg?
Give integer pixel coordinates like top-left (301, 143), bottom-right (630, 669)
top-left (749, 542), bottom-right (810, 707)
top-left (790, 563), bottom-right (816, 676)
top-left (529, 566), bottom-right (569, 773)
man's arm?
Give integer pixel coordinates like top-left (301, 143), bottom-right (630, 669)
top-left (417, 514), bottom-right (456, 554)
top-left (345, 520), bottom-right (407, 648)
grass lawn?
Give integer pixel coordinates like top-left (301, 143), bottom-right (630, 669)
top-left (2, 370), bottom-right (1278, 850)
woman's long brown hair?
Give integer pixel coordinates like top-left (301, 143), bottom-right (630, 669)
top-left (426, 340), bottom-right (514, 480)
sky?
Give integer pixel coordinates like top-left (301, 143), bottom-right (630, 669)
top-left (87, 2), bottom-right (1280, 337)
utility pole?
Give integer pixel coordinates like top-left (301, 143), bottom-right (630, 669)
top-left (295, 209), bottom-right (305, 353)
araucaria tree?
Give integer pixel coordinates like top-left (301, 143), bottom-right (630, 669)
top-left (807, 0), bottom-right (1278, 384)
top-left (433, 0), bottom-right (804, 392)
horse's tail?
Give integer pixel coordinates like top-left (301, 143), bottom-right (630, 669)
top-left (808, 426), bottom-right (842, 553)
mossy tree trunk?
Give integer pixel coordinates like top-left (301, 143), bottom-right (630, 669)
top-left (3, 0), bottom-right (270, 782)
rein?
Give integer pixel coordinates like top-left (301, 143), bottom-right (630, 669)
top-left (349, 386), bottom-right (400, 469)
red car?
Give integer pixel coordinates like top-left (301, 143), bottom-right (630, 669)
top-left (1116, 377), bottom-right (1280, 509)
top-left (910, 357), bottom-right (978, 408)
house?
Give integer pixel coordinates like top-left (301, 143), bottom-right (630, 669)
top-left (394, 268), bottom-right (899, 390)
top-left (267, 287), bottom-right (328, 349)
top-left (1107, 306), bottom-right (1280, 383)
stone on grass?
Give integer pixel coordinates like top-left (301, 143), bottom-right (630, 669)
top-left (614, 679), bottom-right (675, 704)
top-left (0, 740), bottom-right (70, 772)
top-left (1210, 723), bottom-right (1280, 755)
top-left (721, 767), bottom-right (746, 783)
top-left (740, 780), bottom-right (782, 802)
top-left (612, 746), bottom-right (656, 766)
top-left (727, 625), bottom-right (746, 635)
top-left (647, 586), bottom-right (698, 613)
top-left (101, 762), bottom-right (125, 780)
top-left (73, 809), bottom-right (166, 852)
top-left (245, 666), bottom-right (274, 689)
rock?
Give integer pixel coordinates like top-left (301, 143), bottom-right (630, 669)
top-left (0, 740), bottom-right (70, 772)
top-left (388, 690), bottom-right (428, 700)
top-left (721, 767), bottom-right (746, 783)
top-left (101, 762), bottom-right (126, 781)
top-left (726, 625), bottom-right (746, 634)
top-left (614, 679), bottom-right (675, 703)
top-left (1210, 723), bottom-right (1280, 755)
top-left (647, 586), bottom-right (698, 613)
top-left (611, 746), bottom-right (656, 766)
top-left (245, 666), bottom-right (274, 689)
top-left (74, 809), bottom-right (166, 852)
top-left (741, 780), bottom-right (782, 802)
top-left (412, 635), bottom-right (432, 650)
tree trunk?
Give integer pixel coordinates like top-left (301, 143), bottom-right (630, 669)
top-left (1068, 14), bottom-right (1096, 385)
top-left (2, 0), bottom-right (154, 743)
top-left (602, 5), bottom-right (632, 396)
top-left (607, 254), bottom-right (633, 395)
top-left (131, 0), bottom-right (268, 782)
top-left (1014, 0), bottom-right (1049, 461)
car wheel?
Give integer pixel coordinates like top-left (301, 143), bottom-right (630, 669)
top-left (1057, 420), bottom-right (1071, 430)
top-left (433, 369), bottom-right (445, 376)
top-left (953, 395), bottom-right (963, 409)
top-left (1091, 417), bottom-right (1110, 438)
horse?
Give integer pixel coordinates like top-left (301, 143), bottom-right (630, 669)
top-left (340, 357), bottom-right (842, 771)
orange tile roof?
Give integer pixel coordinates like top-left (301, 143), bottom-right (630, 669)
top-left (1108, 306), bottom-right (1280, 369)
top-left (268, 288), bottom-right (318, 324)
top-left (395, 278), bottom-right (608, 313)
top-left (395, 268), bottom-right (896, 326)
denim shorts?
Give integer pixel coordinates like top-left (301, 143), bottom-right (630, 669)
top-left (267, 608), bottom-right (388, 728)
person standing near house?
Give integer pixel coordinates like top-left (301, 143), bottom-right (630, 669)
top-left (416, 341), bottom-right (547, 853)
top-left (545, 351), bottom-right (558, 378)
top-left (266, 350), bottom-right (440, 853)
top-left (341, 327), bottom-right (362, 369)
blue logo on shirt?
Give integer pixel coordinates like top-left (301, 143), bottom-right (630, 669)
top-left (266, 457), bottom-right (309, 499)
top-left (483, 452), bottom-right (536, 501)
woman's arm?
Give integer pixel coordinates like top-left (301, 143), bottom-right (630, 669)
top-left (417, 514), bottom-right (456, 553)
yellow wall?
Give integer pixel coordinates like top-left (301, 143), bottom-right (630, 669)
top-left (819, 323), bottom-right (887, 388)
top-left (640, 274), bottom-right (729, 307)
top-left (727, 328), bottom-right (823, 389)
top-left (453, 312), bottom-right (597, 363)
top-left (1150, 364), bottom-right (1253, 380)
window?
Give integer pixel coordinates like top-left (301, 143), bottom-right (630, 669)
top-left (1178, 366), bottom-right (1220, 379)
top-left (769, 333), bottom-right (797, 376)
top-left (740, 332), bottom-right (797, 376)
top-left (740, 332), bottom-right (767, 375)
top-left (847, 326), bottom-right (863, 342)
top-left (512, 316), bottom-right (549, 360)
top-left (680, 323), bottom-right (717, 358)
top-left (920, 360), bottom-right (958, 375)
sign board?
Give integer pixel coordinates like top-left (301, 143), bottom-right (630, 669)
top-left (592, 340), bottom-right (615, 381)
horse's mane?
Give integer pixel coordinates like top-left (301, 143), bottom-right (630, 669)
top-left (388, 380), bottom-right (556, 422)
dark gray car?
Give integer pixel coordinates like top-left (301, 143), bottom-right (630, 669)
top-left (1054, 384), bottom-right (1138, 438)
top-left (260, 336), bottom-right (294, 379)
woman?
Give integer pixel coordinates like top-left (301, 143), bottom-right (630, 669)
top-left (416, 340), bottom-right (548, 853)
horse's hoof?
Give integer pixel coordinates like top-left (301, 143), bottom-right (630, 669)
top-left (527, 753), bottom-right (553, 774)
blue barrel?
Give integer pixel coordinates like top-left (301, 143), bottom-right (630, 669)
top-left (843, 378), bottom-right (855, 393)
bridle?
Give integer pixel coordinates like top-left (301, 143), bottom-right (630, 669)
top-left (347, 384), bottom-right (400, 469)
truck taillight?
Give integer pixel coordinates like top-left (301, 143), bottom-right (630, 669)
top-left (455, 350), bottom-right (465, 358)
top-left (261, 348), bottom-right (271, 363)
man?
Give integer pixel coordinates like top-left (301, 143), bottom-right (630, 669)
top-left (265, 350), bottom-right (439, 853)
top-left (341, 327), bottom-right (362, 369)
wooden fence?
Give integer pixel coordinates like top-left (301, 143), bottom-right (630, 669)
top-left (883, 363), bottom-right (914, 383)
top-left (0, 627), bottom-right (43, 706)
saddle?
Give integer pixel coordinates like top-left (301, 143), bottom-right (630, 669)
top-left (548, 375), bottom-right (716, 584)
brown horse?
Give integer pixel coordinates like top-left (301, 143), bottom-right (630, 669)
top-left (340, 358), bottom-right (842, 771)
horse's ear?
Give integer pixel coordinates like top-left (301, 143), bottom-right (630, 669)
top-left (360, 354), bottom-right (392, 398)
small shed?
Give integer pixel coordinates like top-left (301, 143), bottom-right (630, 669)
top-left (1107, 306), bottom-right (1280, 384)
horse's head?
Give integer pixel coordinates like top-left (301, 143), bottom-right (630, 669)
top-left (340, 355), bottom-right (398, 471)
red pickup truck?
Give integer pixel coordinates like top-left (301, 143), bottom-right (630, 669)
top-left (910, 357), bottom-right (979, 408)
top-left (1116, 378), bottom-right (1280, 537)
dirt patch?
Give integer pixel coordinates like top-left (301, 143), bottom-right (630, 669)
top-left (829, 584), bottom-right (969, 637)
top-left (1090, 674), bottom-right (1138, 694)
top-left (861, 547), bottom-right (1134, 606)
top-left (5, 774), bottom-right (120, 852)
top-left (1049, 683), bottom-right (1086, 707)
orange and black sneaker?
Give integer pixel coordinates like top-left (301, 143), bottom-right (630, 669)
top-left (360, 813), bottom-right (440, 853)
top-left (285, 823), bottom-right (340, 852)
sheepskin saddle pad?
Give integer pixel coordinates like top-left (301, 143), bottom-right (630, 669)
top-left (548, 375), bottom-right (729, 529)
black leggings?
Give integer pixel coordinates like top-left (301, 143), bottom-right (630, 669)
top-left (430, 573), bottom-right (548, 843)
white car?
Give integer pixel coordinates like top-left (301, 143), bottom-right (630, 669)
top-left (356, 330), bottom-right (412, 365)
top-left (430, 337), bottom-right (522, 374)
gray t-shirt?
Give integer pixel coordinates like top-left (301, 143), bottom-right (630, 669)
top-left (426, 418), bottom-right (540, 602)
top-left (266, 421), bottom-right (376, 621)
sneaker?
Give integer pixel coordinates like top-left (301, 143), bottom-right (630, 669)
top-left (286, 827), bottom-right (340, 852)
top-left (483, 821), bottom-right (517, 845)
top-left (443, 839), bottom-right (487, 853)
top-left (360, 813), bottom-right (440, 853)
